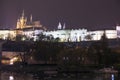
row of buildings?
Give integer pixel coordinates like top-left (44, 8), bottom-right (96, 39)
top-left (0, 11), bottom-right (120, 42)
top-left (1, 11), bottom-right (120, 65)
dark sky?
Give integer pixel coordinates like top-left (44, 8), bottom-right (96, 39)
top-left (0, 0), bottom-right (120, 30)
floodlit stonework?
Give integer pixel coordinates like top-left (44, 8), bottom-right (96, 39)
top-left (0, 11), bottom-right (119, 42)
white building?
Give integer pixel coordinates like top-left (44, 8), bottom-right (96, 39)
top-left (0, 11), bottom-right (119, 42)
top-left (43, 23), bottom-right (118, 42)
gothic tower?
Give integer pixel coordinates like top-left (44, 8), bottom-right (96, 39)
top-left (16, 10), bottom-right (27, 29)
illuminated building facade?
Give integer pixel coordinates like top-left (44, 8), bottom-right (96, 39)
top-left (0, 29), bottom-right (16, 40)
top-left (1, 11), bottom-right (120, 65)
top-left (16, 10), bottom-right (27, 29)
top-left (15, 10), bottom-right (46, 40)
top-left (44, 23), bottom-right (117, 42)
top-left (0, 11), bottom-right (46, 41)
top-left (0, 11), bottom-right (119, 42)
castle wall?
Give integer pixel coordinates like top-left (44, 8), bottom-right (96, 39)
top-left (44, 29), bottom-right (117, 42)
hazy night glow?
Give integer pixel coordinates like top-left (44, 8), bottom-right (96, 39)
top-left (0, 0), bottom-right (120, 30)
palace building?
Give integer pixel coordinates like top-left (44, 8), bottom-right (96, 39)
top-left (0, 11), bottom-right (119, 42)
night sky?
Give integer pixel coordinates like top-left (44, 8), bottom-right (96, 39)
top-left (0, 0), bottom-right (120, 30)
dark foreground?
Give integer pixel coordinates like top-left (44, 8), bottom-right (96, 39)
top-left (0, 64), bottom-right (120, 80)
top-left (0, 71), bottom-right (120, 80)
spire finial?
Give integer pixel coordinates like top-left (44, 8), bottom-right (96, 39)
top-left (22, 10), bottom-right (25, 17)
top-left (30, 14), bottom-right (33, 23)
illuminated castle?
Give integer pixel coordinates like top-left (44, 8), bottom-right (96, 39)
top-left (16, 10), bottom-right (46, 29)
top-left (15, 10), bottom-right (47, 40)
top-left (0, 11), bottom-right (120, 42)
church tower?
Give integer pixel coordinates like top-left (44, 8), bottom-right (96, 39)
top-left (16, 10), bottom-right (27, 29)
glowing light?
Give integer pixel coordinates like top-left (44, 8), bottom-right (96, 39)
top-left (111, 74), bottom-right (114, 80)
top-left (9, 76), bottom-right (14, 80)
top-left (10, 57), bottom-right (18, 65)
top-left (10, 59), bottom-right (13, 65)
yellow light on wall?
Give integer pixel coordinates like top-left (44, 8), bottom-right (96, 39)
top-left (10, 57), bottom-right (18, 65)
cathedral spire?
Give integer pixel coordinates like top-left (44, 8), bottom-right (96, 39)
top-left (30, 14), bottom-right (33, 23)
top-left (22, 10), bottom-right (25, 17)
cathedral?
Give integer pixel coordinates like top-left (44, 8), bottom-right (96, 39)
top-left (15, 10), bottom-right (46, 38)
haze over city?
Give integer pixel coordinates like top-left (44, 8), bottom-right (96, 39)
top-left (0, 0), bottom-right (120, 30)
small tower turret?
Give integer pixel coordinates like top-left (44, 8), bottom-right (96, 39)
top-left (63, 23), bottom-right (66, 29)
top-left (58, 22), bottom-right (62, 30)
